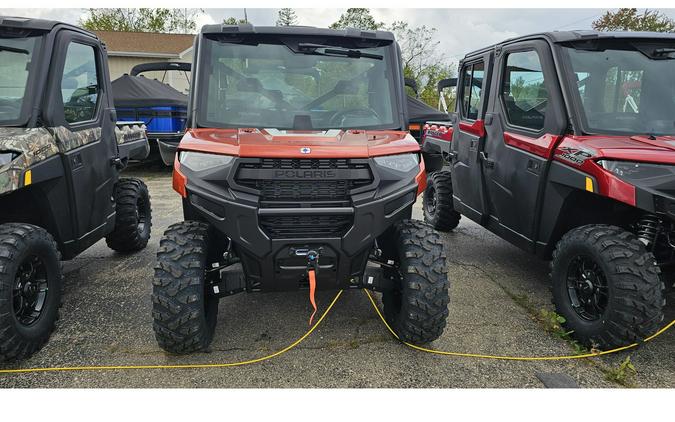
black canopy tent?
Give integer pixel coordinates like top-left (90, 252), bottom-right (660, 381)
top-left (407, 95), bottom-right (449, 124)
top-left (112, 74), bottom-right (188, 108)
top-left (112, 74), bottom-right (189, 165)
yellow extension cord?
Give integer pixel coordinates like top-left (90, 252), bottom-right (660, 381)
top-left (363, 290), bottom-right (675, 361)
top-left (0, 291), bottom-right (344, 375)
top-left (0, 288), bottom-right (673, 375)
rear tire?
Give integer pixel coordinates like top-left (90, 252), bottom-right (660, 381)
top-left (381, 220), bottom-right (449, 344)
top-left (105, 178), bottom-right (152, 252)
top-left (550, 225), bottom-right (664, 349)
top-left (152, 221), bottom-right (219, 354)
top-left (0, 223), bottom-right (62, 362)
top-left (423, 171), bottom-right (460, 232)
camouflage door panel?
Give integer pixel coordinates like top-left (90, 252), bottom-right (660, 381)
top-left (115, 123), bottom-right (147, 145)
top-left (0, 127), bottom-right (59, 195)
top-left (52, 126), bottom-right (102, 153)
top-left (0, 123), bottom-right (145, 196)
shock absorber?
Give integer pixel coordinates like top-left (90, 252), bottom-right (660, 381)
top-left (636, 213), bottom-right (661, 247)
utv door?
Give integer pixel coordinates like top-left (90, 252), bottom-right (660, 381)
top-left (450, 55), bottom-right (491, 222)
top-left (480, 41), bottom-right (567, 251)
top-left (43, 31), bottom-right (119, 255)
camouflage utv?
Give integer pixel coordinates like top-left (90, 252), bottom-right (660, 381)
top-left (0, 16), bottom-right (152, 362)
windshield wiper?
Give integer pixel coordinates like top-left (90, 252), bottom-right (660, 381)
top-left (296, 43), bottom-right (382, 60)
top-left (0, 45), bottom-right (29, 55)
top-left (322, 48), bottom-right (382, 60)
top-left (653, 48), bottom-right (675, 59)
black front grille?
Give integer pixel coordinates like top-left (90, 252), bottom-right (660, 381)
top-left (235, 158), bottom-right (370, 239)
top-left (235, 158), bottom-right (372, 202)
top-left (259, 214), bottom-right (353, 238)
top-left (257, 180), bottom-right (349, 201)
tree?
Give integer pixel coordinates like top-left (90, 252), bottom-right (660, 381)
top-left (276, 8), bottom-right (298, 26)
top-left (420, 64), bottom-right (456, 110)
top-left (389, 21), bottom-right (439, 80)
top-left (223, 17), bottom-right (248, 25)
top-left (389, 21), bottom-right (455, 108)
top-left (592, 8), bottom-right (675, 32)
top-left (80, 8), bottom-right (203, 33)
top-left (330, 8), bottom-right (384, 30)
top-left (170, 8), bottom-right (204, 33)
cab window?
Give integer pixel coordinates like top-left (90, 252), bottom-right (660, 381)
top-left (502, 50), bottom-right (548, 131)
top-left (459, 61), bottom-right (484, 120)
top-left (61, 42), bottom-right (100, 124)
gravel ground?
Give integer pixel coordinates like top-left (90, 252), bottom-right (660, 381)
top-left (1, 162), bottom-right (673, 388)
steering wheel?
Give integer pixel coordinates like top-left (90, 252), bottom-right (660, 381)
top-left (329, 108), bottom-right (380, 127)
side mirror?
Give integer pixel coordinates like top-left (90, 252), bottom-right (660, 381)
top-left (437, 78), bottom-right (457, 93)
top-left (404, 78), bottom-right (418, 96)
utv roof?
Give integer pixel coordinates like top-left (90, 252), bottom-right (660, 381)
top-left (464, 30), bottom-right (675, 59)
top-left (0, 15), bottom-right (94, 37)
top-left (200, 23), bottom-right (395, 41)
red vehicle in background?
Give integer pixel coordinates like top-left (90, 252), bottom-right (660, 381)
top-left (419, 78), bottom-right (458, 230)
top-left (421, 30), bottom-right (674, 349)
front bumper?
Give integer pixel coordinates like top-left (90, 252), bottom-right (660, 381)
top-left (181, 157), bottom-right (421, 292)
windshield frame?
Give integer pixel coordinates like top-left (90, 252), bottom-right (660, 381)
top-left (0, 33), bottom-right (45, 127)
top-left (556, 38), bottom-right (675, 137)
top-left (191, 33), bottom-right (406, 132)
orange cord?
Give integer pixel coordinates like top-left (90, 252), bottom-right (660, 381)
top-left (308, 269), bottom-right (318, 326)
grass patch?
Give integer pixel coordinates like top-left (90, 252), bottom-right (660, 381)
top-left (604, 356), bottom-right (637, 387)
top-left (538, 309), bottom-right (587, 355)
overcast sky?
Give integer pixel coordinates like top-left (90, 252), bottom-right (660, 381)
top-left (3, 8), bottom-right (675, 64)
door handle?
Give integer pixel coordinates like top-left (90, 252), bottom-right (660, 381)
top-left (111, 156), bottom-right (125, 170)
top-left (479, 151), bottom-right (495, 169)
top-left (444, 151), bottom-right (457, 162)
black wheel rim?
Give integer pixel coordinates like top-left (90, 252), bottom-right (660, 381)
top-left (425, 186), bottom-right (437, 214)
top-left (566, 255), bottom-right (609, 321)
top-left (12, 255), bottom-right (49, 326)
top-left (137, 197), bottom-right (149, 234)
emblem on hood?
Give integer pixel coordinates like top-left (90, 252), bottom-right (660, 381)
top-left (300, 147), bottom-right (311, 154)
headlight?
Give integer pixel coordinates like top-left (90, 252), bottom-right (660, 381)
top-left (179, 151), bottom-right (234, 172)
top-left (374, 153), bottom-right (420, 173)
top-left (0, 151), bottom-right (19, 166)
top-left (597, 160), bottom-right (675, 181)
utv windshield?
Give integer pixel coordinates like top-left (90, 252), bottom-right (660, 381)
top-left (562, 40), bottom-right (675, 136)
top-left (0, 35), bottom-right (41, 126)
top-left (197, 37), bottom-right (400, 130)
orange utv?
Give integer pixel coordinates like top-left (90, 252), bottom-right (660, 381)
top-left (151, 24), bottom-right (450, 353)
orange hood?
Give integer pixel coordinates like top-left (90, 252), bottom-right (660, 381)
top-left (177, 128), bottom-right (420, 158)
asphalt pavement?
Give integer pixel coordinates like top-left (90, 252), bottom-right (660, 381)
top-left (1, 162), bottom-right (673, 388)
